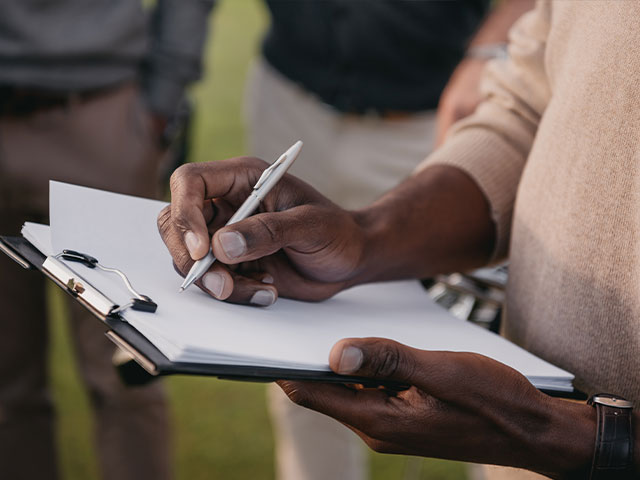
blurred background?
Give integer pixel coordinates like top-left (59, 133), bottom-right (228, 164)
top-left (47, 1), bottom-right (467, 479)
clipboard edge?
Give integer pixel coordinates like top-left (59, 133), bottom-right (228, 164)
top-left (0, 236), bottom-right (33, 269)
top-left (1, 235), bottom-right (586, 399)
top-left (106, 331), bottom-right (159, 376)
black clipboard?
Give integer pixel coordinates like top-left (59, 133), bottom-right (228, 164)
top-left (0, 235), bottom-right (587, 399)
top-left (0, 235), bottom-right (411, 389)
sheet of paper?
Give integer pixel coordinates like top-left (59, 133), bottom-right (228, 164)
top-left (40, 181), bottom-right (573, 388)
top-left (22, 222), bottom-right (54, 256)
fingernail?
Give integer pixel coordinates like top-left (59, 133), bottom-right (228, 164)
top-left (262, 274), bottom-right (274, 284)
top-left (203, 272), bottom-right (225, 298)
top-left (219, 231), bottom-right (246, 259)
top-left (250, 290), bottom-right (275, 306)
top-left (337, 346), bottom-right (363, 374)
top-left (184, 231), bottom-right (202, 259)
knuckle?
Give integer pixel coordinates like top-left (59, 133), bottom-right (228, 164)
top-left (371, 342), bottom-right (403, 378)
top-left (255, 216), bottom-right (281, 245)
top-left (170, 162), bottom-right (204, 193)
top-left (171, 210), bottom-right (193, 233)
top-left (169, 164), bottom-right (190, 190)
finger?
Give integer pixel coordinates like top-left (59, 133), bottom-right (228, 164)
top-left (158, 205), bottom-right (194, 274)
top-left (224, 273), bottom-right (278, 307)
top-left (168, 158), bottom-right (268, 260)
top-left (328, 338), bottom-right (461, 396)
top-left (206, 198), bottom-right (237, 234)
top-left (328, 338), bottom-right (542, 409)
top-left (196, 262), bottom-right (235, 300)
top-left (197, 263), bottom-right (277, 306)
top-left (277, 380), bottom-right (394, 434)
top-left (211, 205), bottom-right (331, 264)
top-left (249, 253), bottom-right (343, 302)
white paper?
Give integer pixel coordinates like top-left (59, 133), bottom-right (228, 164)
top-left (26, 181), bottom-right (573, 390)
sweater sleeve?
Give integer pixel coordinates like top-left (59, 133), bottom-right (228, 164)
top-left (416, 0), bottom-right (552, 260)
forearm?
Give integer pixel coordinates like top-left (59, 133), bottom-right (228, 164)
top-left (144, 0), bottom-right (216, 116)
top-left (351, 165), bottom-right (495, 284)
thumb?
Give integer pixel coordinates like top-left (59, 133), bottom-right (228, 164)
top-left (211, 205), bottom-right (324, 264)
top-left (329, 338), bottom-right (422, 386)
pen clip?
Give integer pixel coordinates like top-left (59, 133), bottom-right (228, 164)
top-left (253, 153), bottom-right (288, 190)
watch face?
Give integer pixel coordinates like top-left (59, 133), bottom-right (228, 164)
top-left (592, 395), bottom-right (634, 409)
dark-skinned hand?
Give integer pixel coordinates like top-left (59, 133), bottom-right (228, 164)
top-left (157, 157), bottom-right (367, 306)
top-left (279, 337), bottom-right (596, 479)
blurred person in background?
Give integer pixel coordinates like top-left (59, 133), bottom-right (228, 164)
top-left (234, 1), bottom-right (534, 479)
top-left (0, 1), bottom-right (213, 479)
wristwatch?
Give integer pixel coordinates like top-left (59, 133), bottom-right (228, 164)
top-left (588, 394), bottom-right (634, 479)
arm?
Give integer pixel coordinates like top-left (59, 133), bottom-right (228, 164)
top-left (435, 0), bottom-right (536, 146)
top-left (143, 0), bottom-right (216, 126)
top-left (279, 338), bottom-right (607, 479)
top-left (158, 2), bottom-right (551, 303)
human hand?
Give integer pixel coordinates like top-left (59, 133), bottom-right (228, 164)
top-left (157, 158), bottom-right (368, 305)
top-left (279, 338), bottom-right (595, 478)
top-left (434, 58), bottom-right (487, 147)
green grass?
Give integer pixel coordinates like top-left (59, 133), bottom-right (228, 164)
top-left (50, 1), bottom-right (467, 478)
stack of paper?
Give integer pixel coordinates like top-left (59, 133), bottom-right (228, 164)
top-left (20, 182), bottom-right (574, 392)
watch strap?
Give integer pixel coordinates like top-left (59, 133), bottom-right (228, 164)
top-left (589, 396), bottom-right (634, 480)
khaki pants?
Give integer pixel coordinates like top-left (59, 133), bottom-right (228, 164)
top-left (245, 58), bottom-right (437, 480)
top-left (474, 465), bottom-right (548, 480)
top-left (0, 84), bottom-right (172, 480)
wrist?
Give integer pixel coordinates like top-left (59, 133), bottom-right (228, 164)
top-left (519, 399), bottom-right (595, 479)
top-left (348, 205), bottom-right (390, 286)
top-left (348, 165), bottom-right (495, 286)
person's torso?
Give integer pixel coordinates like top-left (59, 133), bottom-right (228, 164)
top-left (505, 0), bottom-right (640, 402)
top-left (0, 0), bottom-right (148, 89)
top-left (262, 0), bottom-right (490, 113)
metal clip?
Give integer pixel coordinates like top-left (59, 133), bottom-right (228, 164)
top-left (55, 250), bottom-right (157, 314)
top-left (253, 153), bottom-right (288, 190)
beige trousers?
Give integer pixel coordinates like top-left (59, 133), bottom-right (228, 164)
top-left (0, 84), bottom-right (172, 480)
top-left (245, 59), bottom-right (437, 480)
top-left (473, 465), bottom-right (548, 480)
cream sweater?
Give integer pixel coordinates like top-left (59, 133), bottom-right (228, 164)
top-left (419, 0), bottom-right (640, 402)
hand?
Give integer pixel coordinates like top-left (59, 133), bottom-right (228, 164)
top-left (434, 58), bottom-right (487, 147)
top-left (157, 158), bottom-right (367, 305)
top-left (279, 338), bottom-right (595, 478)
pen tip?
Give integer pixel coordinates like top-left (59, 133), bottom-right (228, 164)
top-left (178, 287), bottom-right (185, 293)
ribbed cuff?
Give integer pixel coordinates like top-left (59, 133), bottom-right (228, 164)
top-left (144, 74), bottom-right (186, 117)
top-left (415, 128), bottom-right (526, 261)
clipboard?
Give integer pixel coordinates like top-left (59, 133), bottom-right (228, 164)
top-left (0, 234), bottom-right (587, 400)
top-left (0, 234), bottom-right (425, 390)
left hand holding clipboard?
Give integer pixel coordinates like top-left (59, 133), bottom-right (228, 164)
top-left (278, 337), bottom-right (596, 477)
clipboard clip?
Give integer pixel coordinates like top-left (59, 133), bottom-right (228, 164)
top-left (56, 249), bottom-right (157, 314)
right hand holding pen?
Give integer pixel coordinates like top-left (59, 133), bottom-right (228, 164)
top-left (157, 157), bottom-right (367, 306)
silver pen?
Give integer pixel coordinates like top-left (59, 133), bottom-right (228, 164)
top-left (179, 140), bottom-right (303, 292)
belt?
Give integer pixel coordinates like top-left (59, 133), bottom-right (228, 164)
top-left (0, 85), bottom-right (115, 117)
